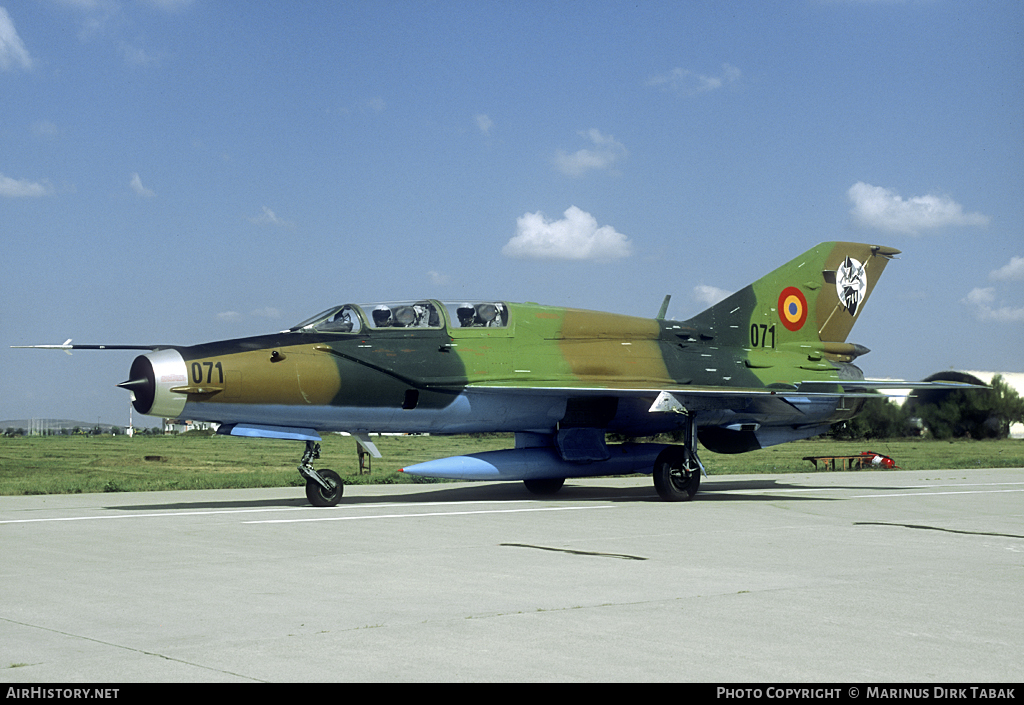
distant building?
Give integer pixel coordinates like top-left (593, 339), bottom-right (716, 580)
top-left (163, 419), bottom-right (220, 434)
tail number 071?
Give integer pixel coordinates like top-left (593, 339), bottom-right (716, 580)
top-left (750, 324), bottom-right (776, 349)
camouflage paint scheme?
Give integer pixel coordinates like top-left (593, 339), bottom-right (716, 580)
top-left (21, 240), bottom-right (983, 502)
top-left (123, 242), bottom-right (896, 454)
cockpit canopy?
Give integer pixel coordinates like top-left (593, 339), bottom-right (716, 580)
top-left (442, 301), bottom-right (508, 328)
top-left (288, 300), bottom-right (508, 334)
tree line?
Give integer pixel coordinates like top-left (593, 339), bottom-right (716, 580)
top-left (832, 374), bottom-right (1024, 441)
top-left (3, 425), bottom-right (163, 437)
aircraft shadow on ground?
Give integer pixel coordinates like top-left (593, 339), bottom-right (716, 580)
top-left (103, 476), bottom-right (862, 511)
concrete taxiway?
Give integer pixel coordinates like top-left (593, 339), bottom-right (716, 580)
top-left (2, 468), bottom-right (1023, 682)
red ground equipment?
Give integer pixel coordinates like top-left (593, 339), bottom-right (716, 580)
top-left (803, 451), bottom-right (899, 471)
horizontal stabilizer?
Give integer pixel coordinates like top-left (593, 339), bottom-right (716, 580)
top-left (836, 379), bottom-right (988, 391)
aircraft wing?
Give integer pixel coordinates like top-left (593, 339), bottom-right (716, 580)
top-left (462, 377), bottom-right (985, 399)
top-left (457, 379), bottom-right (988, 424)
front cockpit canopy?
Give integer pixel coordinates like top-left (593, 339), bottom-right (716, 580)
top-left (289, 304), bottom-right (365, 333)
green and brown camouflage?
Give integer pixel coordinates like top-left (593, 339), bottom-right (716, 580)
top-left (137, 241), bottom-right (896, 416)
top-left (22, 241), bottom-right (946, 503)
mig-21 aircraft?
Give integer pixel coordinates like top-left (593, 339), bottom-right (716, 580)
top-left (16, 241), bottom-right (972, 506)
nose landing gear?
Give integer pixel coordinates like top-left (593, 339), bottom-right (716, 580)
top-left (297, 441), bottom-right (343, 507)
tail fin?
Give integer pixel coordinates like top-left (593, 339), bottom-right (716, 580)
top-left (685, 242), bottom-right (900, 352)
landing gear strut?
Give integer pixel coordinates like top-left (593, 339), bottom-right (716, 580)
top-left (298, 440), bottom-right (343, 507)
top-left (653, 413), bottom-right (705, 501)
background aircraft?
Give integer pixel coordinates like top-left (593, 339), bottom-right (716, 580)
top-left (16, 241), bottom-right (972, 506)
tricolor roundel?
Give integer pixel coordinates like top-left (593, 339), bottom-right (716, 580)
top-left (778, 287), bottom-right (808, 331)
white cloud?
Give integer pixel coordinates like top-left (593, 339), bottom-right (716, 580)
top-left (693, 284), bottom-right (732, 307)
top-left (248, 206), bottom-right (295, 228)
top-left (502, 206), bottom-right (632, 261)
top-left (142, 0), bottom-right (195, 12)
top-left (553, 129), bottom-right (627, 177)
top-left (363, 97), bottom-right (386, 113)
top-left (427, 270), bottom-right (451, 286)
top-left (990, 256), bottom-right (1024, 282)
top-left (251, 307), bottom-right (281, 319)
top-left (120, 41), bottom-right (161, 67)
top-left (475, 114), bottom-right (493, 136)
top-left (32, 120), bottom-right (63, 141)
top-left (965, 287), bottom-right (996, 306)
top-left (216, 308), bottom-right (279, 324)
top-left (57, 1), bottom-right (191, 62)
top-left (0, 7), bottom-right (32, 72)
top-left (129, 173), bottom-right (155, 197)
top-left (847, 182), bottom-right (989, 235)
top-left (0, 173), bottom-right (49, 198)
top-left (962, 287), bottom-right (1024, 323)
top-left (647, 63), bottom-right (741, 93)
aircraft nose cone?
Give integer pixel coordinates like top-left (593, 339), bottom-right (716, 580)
top-left (117, 377), bottom-right (149, 396)
top-left (118, 356), bottom-right (156, 413)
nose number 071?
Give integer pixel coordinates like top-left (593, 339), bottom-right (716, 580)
top-left (191, 361), bottom-right (224, 384)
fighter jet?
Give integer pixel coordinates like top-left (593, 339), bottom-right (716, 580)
top-left (16, 241), bottom-right (972, 506)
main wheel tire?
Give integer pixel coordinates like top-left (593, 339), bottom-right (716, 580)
top-left (305, 469), bottom-right (344, 507)
top-left (523, 477), bottom-right (565, 495)
top-left (652, 447), bottom-right (701, 501)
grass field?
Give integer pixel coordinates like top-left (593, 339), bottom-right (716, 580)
top-left (1, 432), bottom-right (1022, 497)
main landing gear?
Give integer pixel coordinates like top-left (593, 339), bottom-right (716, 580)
top-left (516, 411), bottom-right (707, 501)
top-left (298, 440), bottom-right (343, 507)
top-left (652, 413), bottom-right (705, 501)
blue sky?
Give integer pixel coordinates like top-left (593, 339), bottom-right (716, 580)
top-left (2, 0), bottom-right (1021, 427)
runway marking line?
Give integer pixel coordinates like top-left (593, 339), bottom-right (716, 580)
top-left (246, 505), bottom-right (615, 524)
top-left (0, 506), bottom-right (309, 524)
top-left (851, 488), bottom-right (1024, 498)
top-left (716, 481), bottom-right (1024, 497)
top-left (0, 500), bottom-right (586, 525)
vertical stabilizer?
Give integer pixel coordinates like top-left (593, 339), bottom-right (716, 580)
top-left (685, 242), bottom-right (900, 348)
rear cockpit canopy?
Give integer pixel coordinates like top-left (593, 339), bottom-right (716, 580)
top-left (289, 300), bottom-right (508, 334)
top-left (442, 301), bottom-right (508, 328)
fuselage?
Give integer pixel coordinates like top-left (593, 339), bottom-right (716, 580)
top-left (123, 299), bottom-right (864, 449)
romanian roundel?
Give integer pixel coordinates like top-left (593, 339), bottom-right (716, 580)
top-left (778, 287), bottom-right (808, 331)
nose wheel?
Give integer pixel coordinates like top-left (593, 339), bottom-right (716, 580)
top-left (297, 441), bottom-right (344, 507)
top-left (305, 469), bottom-right (343, 507)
